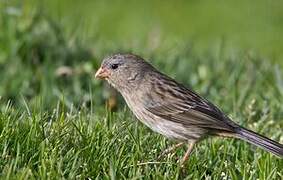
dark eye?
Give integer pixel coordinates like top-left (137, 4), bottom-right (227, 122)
top-left (111, 64), bottom-right (119, 70)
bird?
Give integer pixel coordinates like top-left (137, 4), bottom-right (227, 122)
top-left (95, 53), bottom-right (283, 165)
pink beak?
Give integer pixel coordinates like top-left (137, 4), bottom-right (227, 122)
top-left (95, 67), bottom-right (110, 79)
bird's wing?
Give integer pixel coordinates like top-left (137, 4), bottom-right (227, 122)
top-left (143, 79), bottom-right (235, 133)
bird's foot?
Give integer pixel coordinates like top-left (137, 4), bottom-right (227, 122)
top-left (157, 142), bottom-right (184, 160)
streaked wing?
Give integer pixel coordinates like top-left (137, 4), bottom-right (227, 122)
top-left (144, 74), bottom-right (235, 133)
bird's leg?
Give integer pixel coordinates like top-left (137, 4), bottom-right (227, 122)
top-left (158, 142), bottom-right (184, 160)
top-left (180, 141), bottom-right (196, 167)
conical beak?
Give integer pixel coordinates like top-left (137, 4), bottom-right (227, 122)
top-left (95, 67), bottom-right (110, 79)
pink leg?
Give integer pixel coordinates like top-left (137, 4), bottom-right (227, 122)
top-left (180, 141), bottom-right (196, 167)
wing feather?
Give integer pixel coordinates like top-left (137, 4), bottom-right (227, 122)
top-left (143, 75), bottom-right (236, 133)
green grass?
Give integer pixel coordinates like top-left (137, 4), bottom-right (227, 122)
top-left (0, 1), bottom-right (283, 179)
top-left (0, 96), bottom-right (282, 179)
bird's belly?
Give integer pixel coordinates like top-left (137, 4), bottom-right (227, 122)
top-left (145, 118), bottom-right (189, 141)
top-left (133, 108), bottom-right (201, 141)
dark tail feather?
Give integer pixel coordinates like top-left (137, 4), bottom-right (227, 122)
top-left (236, 127), bottom-right (283, 157)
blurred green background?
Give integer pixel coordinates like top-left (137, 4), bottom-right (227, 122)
top-left (0, 0), bottom-right (283, 179)
top-left (1, 0), bottom-right (283, 110)
top-left (26, 0), bottom-right (283, 59)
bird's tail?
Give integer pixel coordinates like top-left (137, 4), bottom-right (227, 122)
top-left (234, 127), bottom-right (283, 158)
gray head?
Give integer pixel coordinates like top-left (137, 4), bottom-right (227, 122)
top-left (95, 54), bottom-right (153, 92)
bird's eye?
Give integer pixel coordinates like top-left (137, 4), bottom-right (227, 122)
top-left (111, 64), bottom-right (119, 70)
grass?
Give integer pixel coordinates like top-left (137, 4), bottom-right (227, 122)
top-left (0, 87), bottom-right (282, 179)
top-left (0, 1), bottom-right (283, 179)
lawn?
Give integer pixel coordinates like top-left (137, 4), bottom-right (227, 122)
top-left (0, 0), bottom-right (282, 179)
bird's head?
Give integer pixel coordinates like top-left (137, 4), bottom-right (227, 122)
top-left (95, 54), bottom-right (152, 92)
